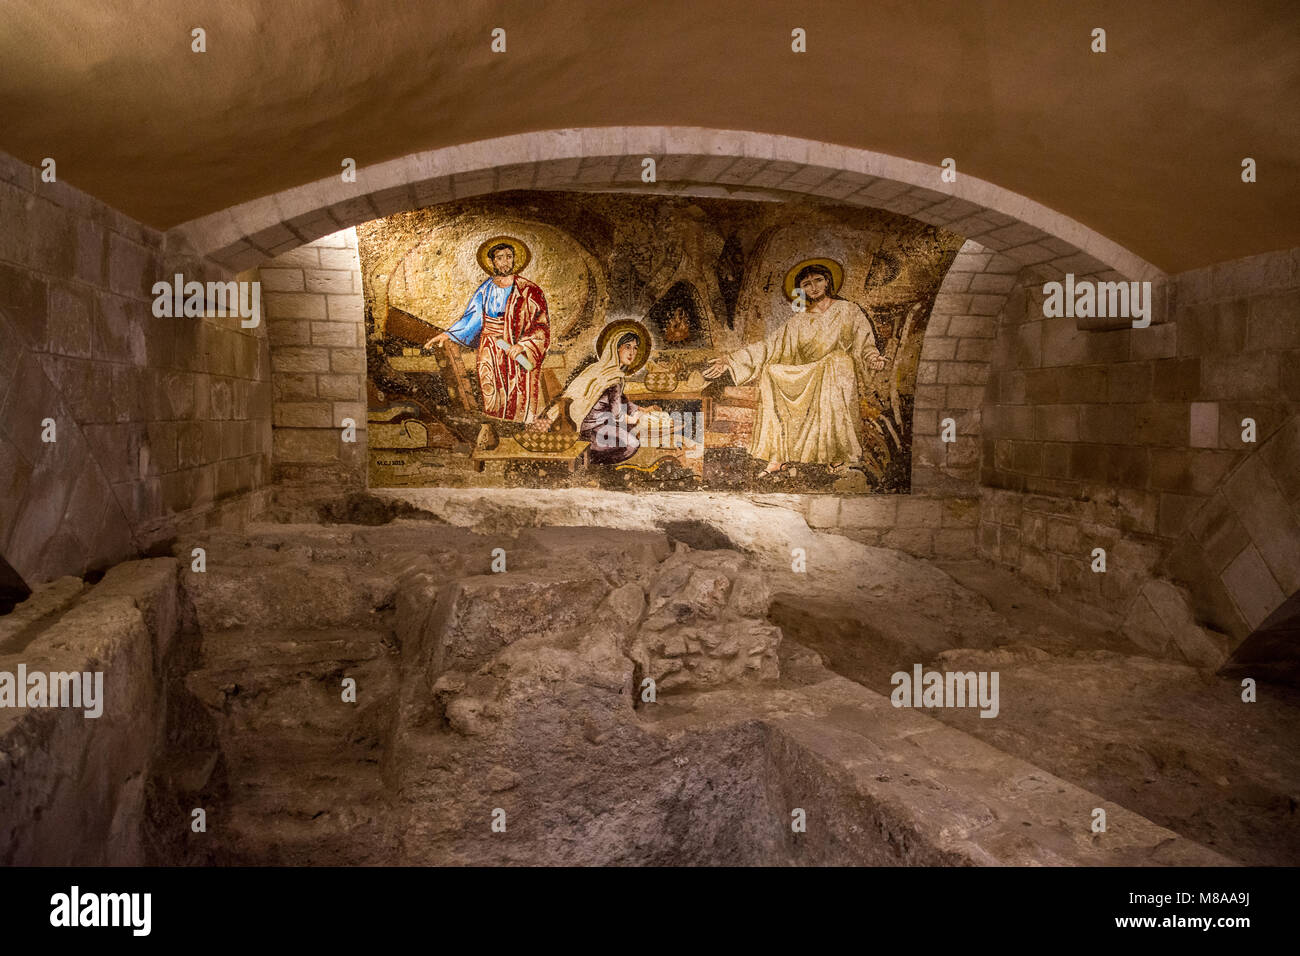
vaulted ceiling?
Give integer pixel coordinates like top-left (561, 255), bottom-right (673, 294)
top-left (2, 0), bottom-right (1297, 272)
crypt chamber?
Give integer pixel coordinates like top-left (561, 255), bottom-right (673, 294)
top-left (1, 1), bottom-right (1298, 868)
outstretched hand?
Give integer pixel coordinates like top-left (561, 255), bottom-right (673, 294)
top-left (703, 357), bottom-right (730, 381)
top-left (423, 332), bottom-right (452, 350)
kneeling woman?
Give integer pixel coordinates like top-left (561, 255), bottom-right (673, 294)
top-left (560, 323), bottom-right (655, 465)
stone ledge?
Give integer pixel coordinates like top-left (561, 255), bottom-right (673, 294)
top-left (643, 674), bottom-right (1231, 866)
top-left (0, 557), bottom-right (179, 865)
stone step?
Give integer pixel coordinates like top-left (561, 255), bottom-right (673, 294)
top-left (186, 628), bottom-right (395, 708)
top-left (187, 639), bottom-right (397, 864)
top-left (205, 701), bottom-right (391, 863)
top-left (182, 559), bottom-right (398, 631)
top-left (198, 627), bottom-right (391, 667)
top-left (225, 784), bottom-right (388, 821)
top-left (762, 677), bottom-right (1234, 867)
top-left (220, 723), bottom-right (386, 767)
top-left (212, 797), bottom-right (395, 866)
top-left (223, 758), bottom-right (386, 803)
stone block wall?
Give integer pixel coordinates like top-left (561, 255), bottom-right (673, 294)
top-left (979, 246), bottom-right (1300, 641)
top-left (0, 150), bottom-right (272, 587)
top-left (910, 239), bottom-right (1021, 495)
top-left (804, 493), bottom-right (981, 559)
top-left (260, 229), bottom-right (367, 487)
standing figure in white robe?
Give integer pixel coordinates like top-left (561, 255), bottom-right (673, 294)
top-left (704, 263), bottom-right (886, 474)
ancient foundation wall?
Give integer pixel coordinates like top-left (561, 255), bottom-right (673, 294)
top-left (3, 521), bottom-right (1230, 866)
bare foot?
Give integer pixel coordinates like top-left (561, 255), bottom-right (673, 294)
top-left (762, 460), bottom-right (786, 475)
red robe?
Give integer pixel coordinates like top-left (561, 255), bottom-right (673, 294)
top-left (472, 276), bottom-right (549, 423)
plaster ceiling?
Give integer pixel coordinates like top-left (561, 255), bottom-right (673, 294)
top-left (1, 0), bottom-right (1297, 272)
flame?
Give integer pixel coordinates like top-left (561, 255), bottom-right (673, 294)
top-left (663, 306), bottom-right (691, 343)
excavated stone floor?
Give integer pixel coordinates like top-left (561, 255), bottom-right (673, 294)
top-left (772, 562), bottom-right (1300, 867)
top-left (142, 501), bottom-right (1268, 865)
top-left (4, 491), bottom-right (1294, 866)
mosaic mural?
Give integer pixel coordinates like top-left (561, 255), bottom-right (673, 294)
top-left (358, 191), bottom-right (961, 493)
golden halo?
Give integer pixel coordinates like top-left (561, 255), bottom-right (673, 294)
top-left (783, 257), bottom-right (844, 300)
top-left (477, 236), bottom-right (531, 274)
top-left (595, 320), bottom-right (651, 375)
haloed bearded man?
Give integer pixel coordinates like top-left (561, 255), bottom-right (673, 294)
top-left (703, 262), bottom-right (886, 475)
top-left (425, 241), bottom-right (550, 423)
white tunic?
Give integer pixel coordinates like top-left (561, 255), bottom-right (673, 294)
top-left (726, 298), bottom-right (879, 464)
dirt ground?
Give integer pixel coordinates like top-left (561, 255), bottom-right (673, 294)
top-left (772, 559), bottom-right (1300, 867)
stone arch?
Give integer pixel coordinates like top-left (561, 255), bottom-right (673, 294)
top-left (171, 128), bottom-right (1160, 282)
top-left (221, 128), bottom-right (1162, 494)
top-left (1165, 412), bottom-right (1300, 671)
